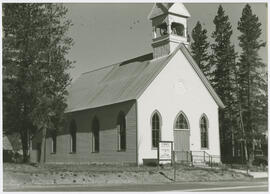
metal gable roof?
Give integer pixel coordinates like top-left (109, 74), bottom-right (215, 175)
top-left (65, 53), bottom-right (171, 113)
top-left (66, 44), bottom-right (225, 113)
top-left (148, 3), bottom-right (190, 20)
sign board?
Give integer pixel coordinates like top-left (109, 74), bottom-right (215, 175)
top-left (158, 141), bottom-right (173, 164)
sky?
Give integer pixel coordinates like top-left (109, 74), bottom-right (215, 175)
top-left (64, 3), bottom-right (268, 81)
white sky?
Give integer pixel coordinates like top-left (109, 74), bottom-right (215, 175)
top-left (64, 3), bottom-right (268, 81)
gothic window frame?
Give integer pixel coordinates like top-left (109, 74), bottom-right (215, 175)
top-left (174, 111), bottom-right (190, 130)
top-left (116, 111), bottom-right (126, 151)
top-left (150, 110), bottom-right (162, 149)
top-left (51, 130), bottom-right (57, 154)
top-left (200, 114), bottom-right (209, 149)
top-left (92, 116), bottom-right (100, 153)
top-left (69, 119), bottom-right (77, 153)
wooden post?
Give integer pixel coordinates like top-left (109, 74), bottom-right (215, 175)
top-left (190, 151), bottom-right (193, 166)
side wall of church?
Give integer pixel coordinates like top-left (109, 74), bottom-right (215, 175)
top-left (137, 50), bottom-right (220, 164)
top-left (34, 100), bottom-right (137, 164)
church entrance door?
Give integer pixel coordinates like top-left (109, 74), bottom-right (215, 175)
top-left (173, 129), bottom-right (190, 162)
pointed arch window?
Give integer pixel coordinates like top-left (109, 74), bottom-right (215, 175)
top-left (175, 112), bottom-right (189, 129)
top-left (200, 115), bottom-right (209, 148)
top-left (69, 120), bottom-right (77, 153)
top-left (51, 130), bottom-right (57, 153)
top-left (151, 112), bottom-right (161, 148)
top-left (92, 117), bottom-right (100, 153)
top-left (117, 111), bottom-right (126, 151)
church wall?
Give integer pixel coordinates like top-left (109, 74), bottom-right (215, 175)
top-left (43, 100), bottom-right (137, 164)
top-left (137, 50), bottom-right (220, 164)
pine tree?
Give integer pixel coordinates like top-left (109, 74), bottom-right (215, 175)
top-left (191, 21), bottom-right (211, 80)
top-left (3, 3), bottom-right (73, 162)
top-left (211, 5), bottom-right (238, 162)
top-left (237, 4), bottom-right (267, 163)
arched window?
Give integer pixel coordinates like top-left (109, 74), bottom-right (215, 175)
top-left (117, 111), bottom-right (126, 151)
top-left (175, 112), bottom-right (189, 129)
top-left (151, 111), bottom-right (161, 148)
top-left (51, 130), bottom-right (57, 153)
top-left (92, 117), bottom-right (100, 152)
top-left (200, 115), bottom-right (209, 148)
top-left (155, 23), bottom-right (168, 37)
top-left (171, 22), bottom-right (185, 36)
top-left (69, 120), bottom-right (77, 153)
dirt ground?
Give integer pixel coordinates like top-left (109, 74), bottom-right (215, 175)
top-left (3, 163), bottom-right (252, 187)
top-left (226, 163), bottom-right (268, 172)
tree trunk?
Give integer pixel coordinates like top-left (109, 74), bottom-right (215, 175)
top-left (239, 108), bottom-right (248, 161)
top-left (39, 127), bottom-right (47, 164)
top-left (248, 135), bottom-right (255, 165)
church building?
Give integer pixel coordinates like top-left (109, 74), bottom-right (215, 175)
top-left (31, 3), bottom-right (224, 165)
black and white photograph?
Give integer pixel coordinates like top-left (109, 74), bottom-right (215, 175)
top-left (2, 1), bottom-right (268, 192)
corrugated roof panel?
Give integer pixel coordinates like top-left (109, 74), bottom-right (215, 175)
top-left (66, 65), bottom-right (114, 112)
top-left (65, 53), bottom-right (170, 112)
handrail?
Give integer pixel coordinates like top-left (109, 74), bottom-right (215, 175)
top-left (173, 150), bottom-right (221, 168)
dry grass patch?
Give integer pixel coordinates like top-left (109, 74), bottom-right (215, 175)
top-left (3, 163), bottom-right (251, 187)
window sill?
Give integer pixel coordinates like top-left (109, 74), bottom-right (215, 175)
top-left (173, 129), bottom-right (190, 131)
top-left (117, 149), bottom-right (126, 152)
top-left (201, 147), bottom-right (209, 150)
top-left (50, 152), bottom-right (56, 155)
top-left (69, 152), bottom-right (76, 154)
top-left (91, 151), bottom-right (99, 153)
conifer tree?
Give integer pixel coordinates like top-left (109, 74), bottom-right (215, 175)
top-left (237, 4), bottom-right (267, 163)
top-left (211, 5), bottom-right (238, 162)
top-left (191, 21), bottom-right (211, 80)
top-left (3, 3), bottom-right (73, 162)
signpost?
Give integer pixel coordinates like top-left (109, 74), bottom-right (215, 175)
top-left (158, 141), bottom-right (175, 181)
top-left (158, 141), bottom-right (173, 165)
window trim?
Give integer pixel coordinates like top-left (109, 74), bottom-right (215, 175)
top-left (200, 114), bottom-right (209, 149)
top-left (92, 116), bottom-right (100, 153)
top-left (150, 110), bottom-right (162, 150)
top-left (51, 131), bottom-right (57, 154)
top-left (69, 119), bottom-right (77, 154)
top-left (173, 129), bottom-right (190, 131)
top-left (171, 22), bottom-right (185, 37)
top-left (154, 22), bottom-right (168, 38)
top-left (173, 111), bottom-right (190, 130)
top-left (116, 111), bottom-right (126, 152)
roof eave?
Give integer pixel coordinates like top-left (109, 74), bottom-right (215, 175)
top-left (65, 98), bottom-right (136, 113)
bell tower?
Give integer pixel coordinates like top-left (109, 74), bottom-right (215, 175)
top-left (148, 3), bottom-right (191, 58)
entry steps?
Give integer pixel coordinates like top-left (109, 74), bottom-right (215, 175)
top-left (174, 150), bottom-right (220, 168)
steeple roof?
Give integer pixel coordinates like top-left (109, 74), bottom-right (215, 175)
top-left (148, 3), bottom-right (191, 20)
